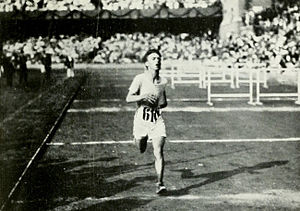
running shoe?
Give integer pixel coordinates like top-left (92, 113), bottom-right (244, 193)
top-left (156, 183), bottom-right (167, 194)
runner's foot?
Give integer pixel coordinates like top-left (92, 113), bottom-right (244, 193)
top-left (156, 183), bottom-right (167, 194)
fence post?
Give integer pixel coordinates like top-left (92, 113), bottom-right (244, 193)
top-left (256, 69), bottom-right (263, 105)
top-left (198, 63), bottom-right (203, 88)
top-left (230, 68), bottom-right (235, 88)
top-left (171, 65), bottom-right (175, 89)
top-left (235, 68), bottom-right (240, 88)
top-left (248, 68), bottom-right (255, 105)
top-left (207, 68), bottom-right (213, 106)
top-left (296, 69), bottom-right (300, 105)
top-left (263, 69), bottom-right (268, 88)
top-left (222, 70), bottom-right (225, 81)
top-left (178, 63), bottom-right (182, 81)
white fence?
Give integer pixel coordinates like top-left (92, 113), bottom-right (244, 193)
top-left (206, 67), bottom-right (254, 106)
top-left (254, 68), bottom-right (300, 105)
top-left (161, 61), bottom-right (300, 106)
top-left (161, 60), bottom-right (204, 89)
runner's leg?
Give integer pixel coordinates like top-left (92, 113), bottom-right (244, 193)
top-left (134, 136), bottom-right (148, 153)
top-left (152, 136), bottom-right (166, 185)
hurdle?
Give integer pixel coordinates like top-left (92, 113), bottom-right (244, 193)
top-left (163, 60), bottom-right (236, 89)
top-left (167, 60), bottom-right (204, 89)
top-left (160, 60), bottom-right (174, 79)
top-left (235, 63), bottom-right (268, 89)
top-left (204, 65), bottom-right (235, 89)
top-left (255, 68), bottom-right (300, 105)
top-left (206, 67), bottom-right (254, 106)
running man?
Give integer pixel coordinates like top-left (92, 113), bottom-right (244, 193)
top-left (126, 49), bottom-right (168, 194)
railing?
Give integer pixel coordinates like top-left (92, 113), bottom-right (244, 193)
top-left (206, 67), bottom-right (254, 106)
top-left (255, 68), bottom-right (300, 105)
top-left (162, 60), bottom-right (204, 89)
top-left (161, 61), bottom-right (300, 106)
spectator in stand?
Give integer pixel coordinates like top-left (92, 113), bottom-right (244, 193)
top-left (2, 53), bottom-right (15, 87)
top-left (40, 51), bottom-right (52, 84)
top-left (16, 50), bottom-right (29, 86)
top-left (64, 54), bottom-right (75, 78)
top-left (0, 52), bottom-right (4, 78)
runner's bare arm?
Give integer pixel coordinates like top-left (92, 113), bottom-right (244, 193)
top-left (126, 91), bottom-right (157, 104)
top-left (158, 91), bottom-right (167, 109)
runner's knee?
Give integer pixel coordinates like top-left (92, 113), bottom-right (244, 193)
top-left (153, 148), bottom-right (163, 159)
top-left (153, 137), bottom-right (165, 158)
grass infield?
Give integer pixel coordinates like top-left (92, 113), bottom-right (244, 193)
top-left (0, 69), bottom-right (85, 209)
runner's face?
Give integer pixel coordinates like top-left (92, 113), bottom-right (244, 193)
top-left (146, 53), bottom-right (161, 71)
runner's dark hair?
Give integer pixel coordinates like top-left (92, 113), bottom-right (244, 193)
top-left (142, 49), bottom-right (161, 63)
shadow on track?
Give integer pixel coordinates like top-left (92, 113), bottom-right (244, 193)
top-left (81, 198), bottom-right (153, 211)
top-left (165, 160), bottom-right (289, 196)
top-left (10, 157), bottom-right (156, 211)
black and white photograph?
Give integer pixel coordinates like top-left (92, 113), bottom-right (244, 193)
top-left (0, 0), bottom-right (300, 210)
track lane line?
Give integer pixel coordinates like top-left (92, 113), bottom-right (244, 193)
top-left (67, 106), bottom-right (300, 113)
top-left (73, 97), bottom-right (297, 103)
top-left (46, 137), bottom-right (300, 146)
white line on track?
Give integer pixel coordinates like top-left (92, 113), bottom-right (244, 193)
top-left (73, 98), bottom-right (205, 103)
top-left (67, 106), bottom-right (300, 113)
top-left (83, 84), bottom-right (129, 88)
top-left (74, 99), bottom-right (123, 103)
top-left (46, 137), bottom-right (300, 146)
top-left (73, 97), bottom-right (297, 103)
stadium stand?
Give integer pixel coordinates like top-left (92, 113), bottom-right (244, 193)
top-left (0, 1), bottom-right (300, 105)
top-left (0, 0), bottom-right (220, 12)
top-left (2, 27), bottom-right (299, 68)
top-left (0, 0), bottom-right (299, 67)
top-left (0, 0), bottom-right (95, 12)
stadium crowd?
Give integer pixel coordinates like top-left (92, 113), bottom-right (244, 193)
top-left (2, 22), bottom-right (300, 69)
top-left (0, 0), bottom-right (220, 12)
top-left (253, 0), bottom-right (300, 67)
top-left (1, 0), bottom-right (300, 87)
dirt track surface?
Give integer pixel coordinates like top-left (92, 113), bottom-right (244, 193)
top-left (11, 141), bottom-right (300, 210)
top-left (4, 68), bottom-right (300, 210)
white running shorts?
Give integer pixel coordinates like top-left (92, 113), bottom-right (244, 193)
top-left (133, 106), bottom-right (166, 140)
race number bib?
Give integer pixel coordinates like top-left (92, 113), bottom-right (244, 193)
top-left (142, 107), bottom-right (161, 122)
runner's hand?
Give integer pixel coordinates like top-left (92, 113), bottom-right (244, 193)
top-left (141, 93), bottom-right (157, 104)
top-left (141, 94), bottom-right (158, 108)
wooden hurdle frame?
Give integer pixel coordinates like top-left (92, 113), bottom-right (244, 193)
top-left (255, 68), bottom-right (300, 105)
top-left (166, 60), bottom-right (204, 89)
top-left (165, 61), bottom-right (235, 89)
top-left (235, 63), bottom-right (268, 89)
top-left (204, 65), bottom-right (235, 89)
top-left (206, 67), bottom-right (255, 106)
top-left (162, 60), bottom-right (300, 106)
